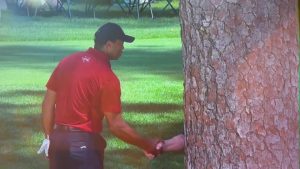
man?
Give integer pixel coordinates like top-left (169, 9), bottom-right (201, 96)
top-left (37, 22), bottom-right (160, 169)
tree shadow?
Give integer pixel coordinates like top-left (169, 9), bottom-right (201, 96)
top-left (0, 106), bottom-right (41, 134)
top-left (0, 89), bottom-right (45, 97)
top-left (101, 120), bottom-right (183, 142)
top-left (0, 44), bottom-right (183, 80)
top-left (0, 153), bottom-right (48, 169)
top-left (0, 89), bottom-right (46, 168)
top-left (0, 89), bottom-right (183, 169)
top-left (105, 148), bottom-right (183, 169)
top-left (0, 89), bottom-right (45, 136)
top-left (0, 45), bottom-right (75, 63)
top-left (0, 102), bottom-right (38, 109)
top-left (102, 120), bottom-right (184, 168)
top-left (123, 102), bottom-right (182, 113)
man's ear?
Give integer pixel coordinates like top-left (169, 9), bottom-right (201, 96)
top-left (106, 41), bottom-right (113, 48)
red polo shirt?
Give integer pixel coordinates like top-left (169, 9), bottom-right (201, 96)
top-left (46, 48), bottom-right (121, 133)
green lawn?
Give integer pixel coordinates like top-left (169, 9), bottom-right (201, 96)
top-left (0, 3), bottom-right (184, 169)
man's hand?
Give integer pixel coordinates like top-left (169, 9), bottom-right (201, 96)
top-left (144, 140), bottom-right (164, 159)
top-left (37, 136), bottom-right (50, 157)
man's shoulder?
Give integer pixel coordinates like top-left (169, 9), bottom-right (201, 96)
top-left (67, 51), bottom-right (87, 58)
top-left (60, 51), bottom-right (90, 62)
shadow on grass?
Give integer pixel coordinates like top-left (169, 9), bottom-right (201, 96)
top-left (119, 48), bottom-right (182, 69)
top-left (102, 120), bottom-right (183, 168)
top-left (0, 102), bottom-right (39, 109)
top-left (0, 45), bottom-right (75, 64)
top-left (0, 152), bottom-right (48, 169)
top-left (123, 102), bottom-right (182, 113)
top-left (0, 104), bottom-right (41, 136)
top-left (0, 89), bottom-right (45, 136)
top-left (0, 44), bottom-right (182, 80)
top-left (0, 104), bottom-right (183, 169)
top-left (0, 86), bottom-right (183, 168)
top-left (0, 89), bottom-right (46, 168)
top-left (0, 89), bottom-right (45, 97)
top-left (102, 120), bottom-right (183, 143)
top-left (105, 148), bottom-right (183, 169)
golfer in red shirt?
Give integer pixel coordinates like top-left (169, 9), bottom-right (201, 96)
top-left (37, 22), bottom-right (160, 169)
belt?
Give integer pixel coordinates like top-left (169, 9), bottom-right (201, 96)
top-left (54, 124), bottom-right (82, 132)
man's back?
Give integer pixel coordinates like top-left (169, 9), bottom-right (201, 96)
top-left (46, 48), bottom-right (120, 133)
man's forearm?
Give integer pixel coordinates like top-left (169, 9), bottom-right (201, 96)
top-left (42, 110), bottom-right (54, 137)
top-left (109, 122), bottom-right (153, 151)
top-left (41, 89), bottom-right (56, 138)
top-left (105, 112), bottom-right (158, 153)
top-left (163, 134), bottom-right (184, 152)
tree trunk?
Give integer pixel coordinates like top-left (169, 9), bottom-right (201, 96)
top-left (180, 0), bottom-right (299, 169)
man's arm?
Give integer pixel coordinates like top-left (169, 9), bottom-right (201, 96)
top-left (104, 112), bottom-right (158, 153)
top-left (41, 89), bottom-right (56, 137)
top-left (162, 134), bottom-right (184, 152)
top-left (145, 133), bottom-right (185, 159)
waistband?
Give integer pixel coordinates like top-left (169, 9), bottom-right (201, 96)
top-left (54, 124), bottom-right (83, 132)
top-left (52, 124), bottom-right (107, 149)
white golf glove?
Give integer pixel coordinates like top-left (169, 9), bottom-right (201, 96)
top-left (37, 135), bottom-right (50, 157)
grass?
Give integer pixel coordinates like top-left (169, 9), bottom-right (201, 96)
top-left (0, 2), bottom-right (184, 168)
top-left (0, 17), bottom-right (180, 41)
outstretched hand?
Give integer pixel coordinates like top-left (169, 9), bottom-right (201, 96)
top-left (144, 140), bottom-right (164, 159)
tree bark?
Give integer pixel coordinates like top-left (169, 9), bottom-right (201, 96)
top-left (180, 0), bottom-right (299, 169)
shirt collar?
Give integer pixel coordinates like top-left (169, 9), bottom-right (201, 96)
top-left (86, 48), bottom-right (110, 64)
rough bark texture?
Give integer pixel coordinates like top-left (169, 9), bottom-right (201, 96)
top-left (180, 0), bottom-right (299, 169)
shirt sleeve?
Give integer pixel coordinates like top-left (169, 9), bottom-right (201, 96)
top-left (46, 65), bottom-right (60, 92)
top-left (99, 71), bottom-right (122, 114)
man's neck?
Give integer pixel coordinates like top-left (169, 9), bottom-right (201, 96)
top-left (94, 46), bottom-right (111, 60)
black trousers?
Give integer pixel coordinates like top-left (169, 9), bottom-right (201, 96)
top-left (49, 129), bottom-right (106, 169)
